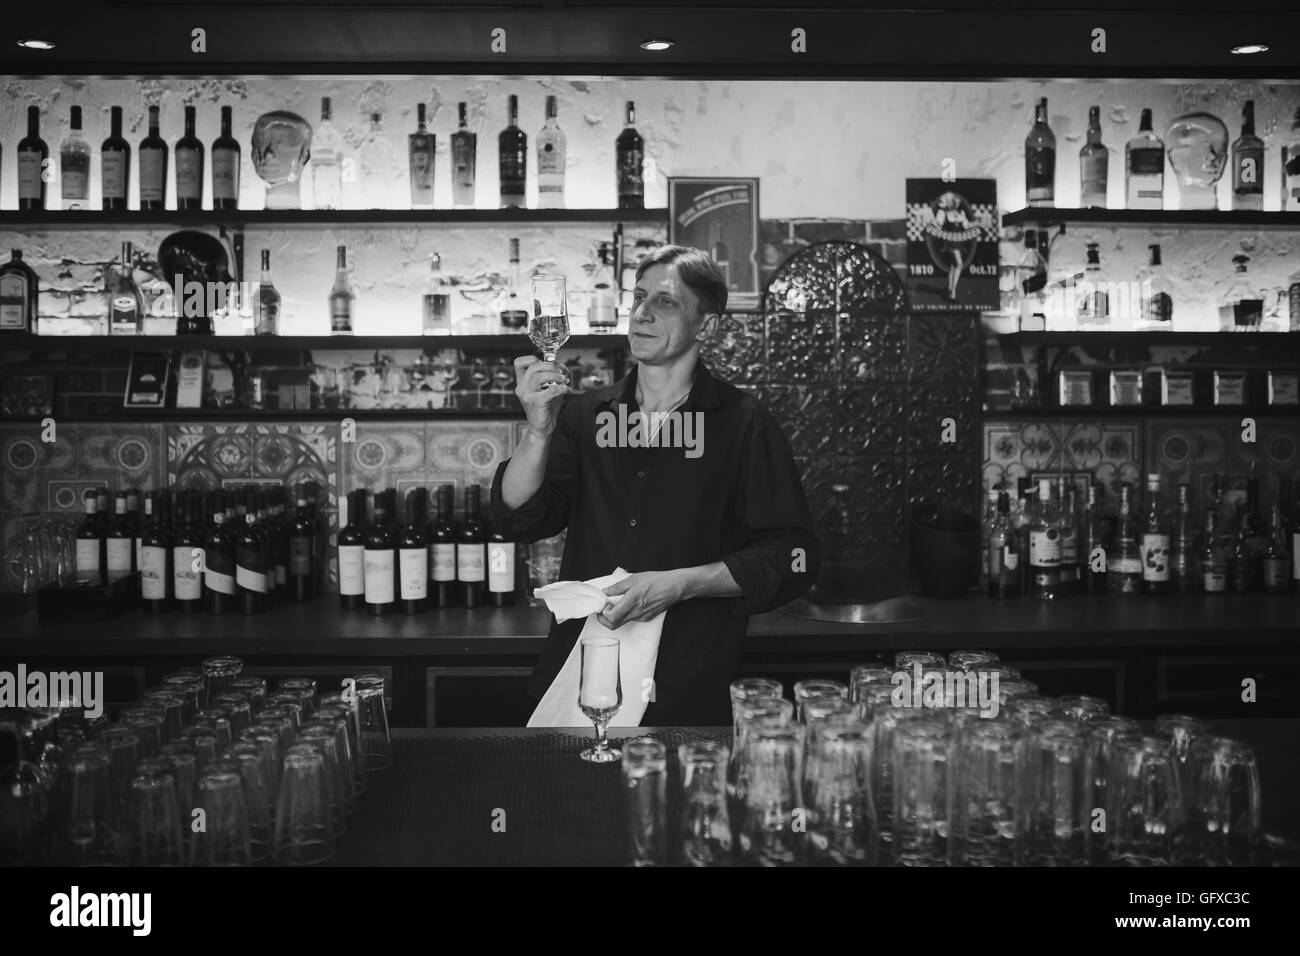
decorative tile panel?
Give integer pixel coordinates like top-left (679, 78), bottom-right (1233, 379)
top-left (760, 386), bottom-right (836, 458)
top-left (699, 312), bottom-right (765, 385)
top-left (907, 314), bottom-right (978, 385)
top-left (1229, 420), bottom-right (1300, 507)
top-left (1, 423), bottom-right (164, 515)
top-left (908, 456), bottom-right (979, 517)
top-left (906, 386), bottom-right (979, 456)
top-left (839, 313), bottom-right (907, 382)
top-left (838, 386), bottom-right (906, 456)
top-left (1060, 422), bottom-right (1142, 493)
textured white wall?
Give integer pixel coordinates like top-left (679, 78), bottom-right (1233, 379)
top-left (2, 76), bottom-right (1299, 332)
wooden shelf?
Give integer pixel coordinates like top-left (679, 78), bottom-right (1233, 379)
top-left (6, 333), bottom-right (630, 353)
top-left (0, 208), bottom-right (668, 230)
top-left (984, 405), bottom-right (1300, 418)
top-left (997, 331), bottom-right (1300, 347)
top-left (1002, 208), bottom-right (1300, 230)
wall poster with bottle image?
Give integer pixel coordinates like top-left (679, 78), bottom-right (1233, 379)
top-left (667, 176), bottom-right (760, 309)
top-left (905, 178), bottom-right (999, 312)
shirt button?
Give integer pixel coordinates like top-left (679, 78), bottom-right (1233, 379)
top-left (629, 518), bottom-right (638, 527)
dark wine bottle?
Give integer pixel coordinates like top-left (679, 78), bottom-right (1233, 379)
top-left (338, 489), bottom-right (368, 611)
top-left (106, 490), bottom-right (135, 582)
top-left (235, 501), bottom-right (268, 614)
top-left (398, 488), bottom-right (429, 615)
top-left (429, 484), bottom-right (458, 608)
top-left (140, 490), bottom-right (172, 613)
top-left (205, 490), bottom-right (237, 614)
top-left (487, 513), bottom-right (516, 606)
top-left (270, 486), bottom-right (289, 596)
top-left (138, 104), bottom-right (168, 211)
top-left (289, 483), bottom-right (316, 601)
top-left (616, 101), bottom-right (644, 210)
top-left (175, 104), bottom-right (204, 210)
top-left (75, 488), bottom-right (104, 586)
top-left (364, 492), bottom-right (396, 616)
top-left (101, 106), bottom-right (131, 211)
top-left (498, 94), bottom-right (527, 209)
top-left (173, 491), bottom-right (205, 614)
top-left (305, 480), bottom-right (327, 596)
top-left (211, 105), bottom-right (240, 211)
top-left (17, 106), bottom-right (49, 211)
top-left (257, 489), bottom-right (277, 606)
top-left (458, 485), bottom-right (487, 608)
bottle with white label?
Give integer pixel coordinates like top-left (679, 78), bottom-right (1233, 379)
top-left (138, 105), bottom-right (168, 211)
top-left (1029, 479), bottom-right (1061, 600)
top-left (536, 95), bottom-right (566, 209)
top-left (337, 489), bottom-right (368, 611)
top-left (1109, 483), bottom-right (1143, 595)
top-left (428, 484), bottom-right (458, 607)
top-left (75, 488), bottom-right (104, 586)
top-left (17, 106), bottom-right (48, 211)
top-left (364, 493), bottom-right (397, 616)
top-left (211, 105), bottom-right (240, 211)
top-left (1262, 504), bottom-right (1291, 595)
top-left (987, 491), bottom-right (1020, 599)
top-left (172, 491), bottom-right (205, 613)
top-left (101, 106), bottom-right (131, 211)
top-left (1140, 473), bottom-right (1171, 595)
top-left (106, 491), bottom-right (135, 581)
top-left (140, 491), bottom-right (172, 612)
top-left (1125, 108), bottom-right (1164, 211)
top-left (175, 105), bottom-right (204, 210)
top-left (0, 249), bottom-right (40, 334)
top-left (235, 500), bottom-right (268, 615)
top-left (205, 491), bottom-right (237, 614)
top-left (458, 485), bottom-right (487, 608)
top-left (398, 488), bottom-right (429, 614)
top-left (1201, 508), bottom-right (1227, 594)
top-left (487, 514), bottom-right (516, 606)
top-left (60, 105), bottom-right (90, 211)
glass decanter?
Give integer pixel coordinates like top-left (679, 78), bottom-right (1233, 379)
top-left (1166, 111), bottom-right (1228, 211)
top-left (251, 110), bottom-right (313, 210)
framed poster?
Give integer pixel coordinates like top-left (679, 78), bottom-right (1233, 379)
top-left (905, 178), bottom-right (999, 312)
top-left (668, 177), bottom-right (760, 310)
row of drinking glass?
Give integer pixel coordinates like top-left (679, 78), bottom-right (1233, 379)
top-left (1, 656), bottom-right (394, 866)
top-left (621, 650), bottom-right (1261, 866)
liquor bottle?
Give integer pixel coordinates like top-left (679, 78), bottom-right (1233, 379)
top-left (422, 253), bottom-right (452, 335)
top-left (487, 513), bottom-right (516, 607)
top-left (1083, 482), bottom-right (1110, 595)
top-left (1201, 509), bottom-right (1227, 593)
top-left (75, 488), bottom-right (104, 586)
top-left (451, 102), bottom-right (477, 210)
top-left (304, 480), bottom-right (328, 596)
top-left (429, 484), bottom-right (458, 608)
top-left (1231, 99), bottom-right (1264, 212)
top-left (588, 243), bottom-right (618, 331)
top-left (498, 95), bottom-right (527, 209)
top-left (289, 483), bottom-right (316, 601)
top-left (211, 105), bottom-right (240, 211)
top-left (1140, 474), bottom-right (1170, 595)
top-left (1284, 107), bottom-right (1300, 212)
top-left (1014, 477), bottom-right (1034, 596)
top-left (1028, 479), bottom-right (1061, 600)
top-left (398, 488), bottom-right (429, 614)
top-left (173, 493), bottom-right (205, 614)
top-left (1024, 98), bottom-right (1056, 208)
top-left (271, 488), bottom-right (290, 596)
top-left (1015, 230), bottom-right (1048, 330)
top-left (1218, 254), bottom-right (1263, 332)
top-left (256, 250), bottom-right (279, 336)
top-left (1230, 504), bottom-right (1257, 594)
top-left (1079, 106), bottom-right (1108, 208)
top-left (0, 250), bottom-right (40, 334)
top-left (140, 491), bottom-right (172, 613)
top-left (710, 219), bottom-right (732, 290)
top-left (987, 491), bottom-right (1021, 599)
top-left (979, 486), bottom-right (999, 591)
top-left (409, 103), bottom-right (436, 210)
top-left (536, 95), bottom-right (566, 210)
top-left (1057, 482), bottom-right (1080, 594)
top-left (1288, 265), bottom-right (1300, 332)
top-left (138, 105), bottom-right (169, 211)
top-left (358, 112), bottom-right (398, 209)
top-left (1109, 483), bottom-right (1143, 595)
top-left (1137, 244), bottom-right (1174, 331)
top-left (1262, 504), bottom-right (1291, 594)
top-left (128, 488), bottom-right (145, 572)
top-left (101, 107), bottom-right (131, 211)
top-left (364, 492), bottom-right (397, 616)
top-left (204, 491), bottom-right (237, 614)
top-left (106, 491), bottom-right (135, 581)
top-left (1075, 242), bottom-right (1111, 330)
top-left (1240, 471), bottom-right (1270, 575)
top-left (1125, 108), bottom-right (1165, 211)
top-left (616, 100), bottom-right (645, 210)
top-left (108, 242), bottom-right (144, 336)
top-left (313, 97), bottom-right (343, 210)
top-left (498, 238), bottom-right (530, 330)
top-left (175, 105), bottom-right (204, 210)
top-left (338, 489), bottom-right (368, 611)
top-left (329, 245), bottom-right (354, 334)
top-left (1211, 474), bottom-right (1236, 554)
top-left (234, 503), bottom-right (268, 614)
top-left (1169, 483), bottom-right (1196, 593)
top-left (17, 106), bottom-right (48, 211)
top-left (60, 106), bottom-right (90, 211)
top-left (458, 485), bottom-right (487, 608)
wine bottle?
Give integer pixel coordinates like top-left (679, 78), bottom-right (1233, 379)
top-left (205, 490), bottom-right (237, 614)
top-left (1140, 474), bottom-right (1170, 595)
top-left (1079, 105), bottom-right (1108, 209)
top-left (1230, 503), bottom-right (1257, 594)
top-left (138, 105), bottom-right (168, 211)
top-left (270, 487), bottom-right (289, 596)
top-left (1056, 481), bottom-right (1079, 595)
top-left (0, 249), bottom-right (41, 334)
top-left (256, 250), bottom-right (280, 336)
top-left (211, 105), bottom-right (240, 211)
top-left (106, 491), bottom-right (135, 581)
top-left (60, 105), bottom-right (90, 211)
top-left (536, 94), bottom-right (566, 210)
top-left (1231, 99), bottom-right (1264, 212)
top-left (487, 513), bottom-right (516, 606)
top-left (140, 490), bottom-right (172, 613)
top-left (429, 484), bottom-right (458, 608)
top-left (306, 480), bottom-right (328, 596)
top-left (235, 494), bottom-right (269, 614)
top-left (409, 102), bottom-right (436, 210)
top-left (1029, 479), bottom-right (1060, 600)
top-left (1083, 483), bottom-right (1110, 595)
top-left (338, 489), bottom-right (368, 611)
top-left (173, 491), bottom-right (205, 614)
top-left (1262, 504), bottom-right (1291, 594)
top-left (17, 106), bottom-right (48, 211)
top-left (616, 101), bottom-right (644, 210)
top-left (289, 483), bottom-right (316, 601)
top-left (175, 105), bottom-right (204, 210)
top-left (1024, 98), bottom-right (1055, 208)
top-left (75, 488), bottom-right (104, 586)
top-left (451, 101), bottom-right (477, 210)
top-left (330, 245), bottom-right (354, 334)
top-left (398, 488), bottom-right (429, 614)
top-left (128, 487), bottom-right (144, 573)
top-left (499, 94), bottom-right (527, 209)
top-left (101, 106), bottom-right (131, 211)
top-left (457, 485), bottom-right (487, 608)
top-left (1201, 508), bottom-right (1227, 594)
top-left (987, 491), bottom-right (1020, 599)
top-left (364, 491), bottom-right (397, 616)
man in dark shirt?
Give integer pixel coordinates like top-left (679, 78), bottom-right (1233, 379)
top-left (490, 244), bottom-right (819, 726)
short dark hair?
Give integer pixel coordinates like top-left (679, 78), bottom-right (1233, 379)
top-left (634, 244), bottom-right (728, 318)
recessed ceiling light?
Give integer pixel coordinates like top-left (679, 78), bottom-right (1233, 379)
top-left (16, 38), bottom-right (55, 50)
top-left (1230, 43), bottom-right (1269, 55)
top-left (640, 38), bottom-right (674, 52)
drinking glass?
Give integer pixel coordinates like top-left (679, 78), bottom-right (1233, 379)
top-left (729, 677), bottom-right (784, 739)
top-left (213, 692), bottom-right (253, 738)
top-left (892, 718), bottom-right (953, 866)
top-left (492, 356), bottom-right (516, 409)
top-left (279, 678), bottom-right (320, 718)
top-left (947, 650), bottom-right (1001, 671)
top-left (157, 741), bottom-right (199, 814)
top-left (1106, 736), bottom-right (1183, 865)
top-left (223, 743), bottom-right (273, 862)
top-left (951, 719), bottom-right (1022, 866)
top-left (726, 696), bottom-right (793, 841)
top-left (805, 716), bottom-right (875, 865)
top-left (1056, 694), bottom-right (1110, 723)
top-left (229, 677), bottom-right (268, 714)
top-left (176, 725), bottom-right (219, 773)
top-left (127, 758), bottom-right (184, 866)
top-left (1022, 721), bottom-right (1088, 865)
top-left (469, 357), bottom-right (491, 409)
top-left (307, 712), bottom-right (358, 812)
top-left (61, 743), bottom-right (122, 866)
top-left (317, 698), bottom-right (364, 794)
top-left (621, 738), bottom-right (668, 866)
top-left (996, 679), bottom-right (1040, 705)
top-left (792, 679), bottom-right (847, 723)
top-left (1154, 713), bottom-right (1211, 790)
top-left (355, 684), bottom-right (392, 771)
top-left (1003, 695), bottom-right (1058, 729)
top-left (1179, 736), bottom-right (1261, 866)
top-left (241, 723), bottom-right (285, 802)
top-left (273, 743), bottom-right (335, 865)
top-left (1082, 716), bottom-right (1142, 865)
top-left (140, 690), bottom-right (186, 743)
top-left (97, 725), bottom-right (141, 823)
top-left (193, 709), bottom-right (234, 750)
top-left (849, 665), bottom-right (893, 703)
top-left (578, 636), bottom-right (622, 763)
top-left (200, 655), bottom-right (243, 703)
top-left (119, 708), bottom-right (165, 759)
top-left (530, 273), bottom-right (570, 386)
top-left (737, 717), bottom-right (804, 866)
top-left (254, 708), bottom-right (297, 755)
top-left (161, 675), bottom-right (204, 720)
top-left (678, 740), bottom-right (733, 866)
top-left (190, 764), bottom-right (252, 866)
top-left (299, 726), bottom-right (351, 825)
top-left (894, 651), bottom-right (945, 669)
top-left (265, 693), bottom-right (305, 731)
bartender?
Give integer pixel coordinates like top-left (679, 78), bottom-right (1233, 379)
top-left (491, 244), bottom-right (820, 726)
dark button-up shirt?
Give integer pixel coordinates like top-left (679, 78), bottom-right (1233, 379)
top-left (490, 361), bottom-right (820, 722)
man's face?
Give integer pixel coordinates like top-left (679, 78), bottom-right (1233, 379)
top-left (628, 262), bottom-right (714, 366)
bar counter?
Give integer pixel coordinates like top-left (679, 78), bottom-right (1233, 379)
top-left (325, 721), bottom-right (1300, 866)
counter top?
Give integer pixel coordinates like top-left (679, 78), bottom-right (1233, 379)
top-left (2, 593), bottom-right (1297, 657)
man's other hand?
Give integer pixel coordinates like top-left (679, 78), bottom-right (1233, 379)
top-left (597, 570), bottom-right (687, 628)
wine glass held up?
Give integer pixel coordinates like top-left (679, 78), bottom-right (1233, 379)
top-left (578, 636), bottom-right (622, 763)
top-left (529, 273), bottom-right (570, 388)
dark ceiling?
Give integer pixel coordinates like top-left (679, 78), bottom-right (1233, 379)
top-left (3, 0), bottom-right (1298, 79)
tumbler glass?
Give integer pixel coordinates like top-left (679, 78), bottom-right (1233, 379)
top-left (157, 741), bottom-right (199, 814)
top-left (265, 694), bottom-right (305, 732)
top-left (1056, 694), bottom-right (1111, 723)
top-left (119, 709), bottom-right (165, 759)
top-left (141, 690), bottom-right (186, 744)
top-left (1021, 720), bottom-right (1088, 866)
top-left (891, 718), bottom-right (952, 866)
top-left (950, 719), bottom-right (1023, 866)
top-left (240, 723), bottom-right (285, 803)
top-left (849, 665), bottom-right (894, 704)
top-left (1178, 736), bottom-right (1261, 866)
top-left (200, 655), bottom-right (243, 704)
top-left (61, 743), bottom-right (122, 865)
top-left (193, 709), bottom-right (234, 750)
top-left (729, 678), bottom-right (784, 739)
top-left (1154, 714), bottom-right (1211, 793)
top-left (273, 743), bottom-right (335, 865)
top-left (278, 677), bottom-right (319, 717)
top-left (223, 743), bottom-right (274, 863)
top-left (737, 717), bottom-right (804, 866)
top-left (727, 696), bottom-right (794, 845)
top-left (97, 725), bottom-right (141, 824)
top-left (894, 651), bottom-right (945, 669)
top-left (161, 675), bottom-right (204, 721)
top-left (355, 684), bottom-right (392, 771)
top-left (621, 738), bottom-right (668, 867)
top-left (229, 677), bottom-right (268, 714)
top-left (1106, 736), bottom-right (1183, 866)
top-left (996, 679), bottom-right (1040, 705)
top-left (1082, 716), bottom-right (1142, 865)
top-left (213, 692), bottom-right (253, 738)
top-left (792, 679), bottom-right (847, 723)
top-left (947, 649), bottom-right (1001, 671)
top-left (299, 725), bottom-right (352, 823)
top-left (127, 758), bottom-right (184, 866)
top-left (1003, 695), bottom-right (1058, 729)
top-left (805, 716), bottom-right (875, 865)
top-left (190, 764), bottom-right (252, 866)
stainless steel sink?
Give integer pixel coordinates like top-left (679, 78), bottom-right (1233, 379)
top-left (779, 596), bottom-right (930, 624)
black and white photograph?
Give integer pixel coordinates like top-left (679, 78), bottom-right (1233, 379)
top-left (0, 0), bottom-right (1298, 932)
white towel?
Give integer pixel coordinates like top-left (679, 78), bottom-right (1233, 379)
top-left (526, 568), bottom-right (665, 728)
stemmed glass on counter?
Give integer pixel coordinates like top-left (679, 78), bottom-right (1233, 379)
top-left (529, 274), bottom-right (570, 388)
top-left (578, 636), bottom-right (622, 763)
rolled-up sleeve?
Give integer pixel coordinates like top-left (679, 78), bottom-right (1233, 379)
top-left (720, 406), bottom-right (821, 613)
top-left (489, 398), bottom-right (582, 544)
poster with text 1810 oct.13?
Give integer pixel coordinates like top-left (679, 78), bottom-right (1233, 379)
top-left (906, 178), bottom-right (999, 312)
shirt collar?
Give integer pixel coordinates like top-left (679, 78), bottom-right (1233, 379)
top-left (596, 360), bottom-right (721, 412)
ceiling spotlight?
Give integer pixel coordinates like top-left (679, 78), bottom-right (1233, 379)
top-left (16, 38), bottom-right (55, 50)
top-left (640, 38), bottom-right (674, 52)
top-left (1229, 43), bottom-right (1269, 55)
